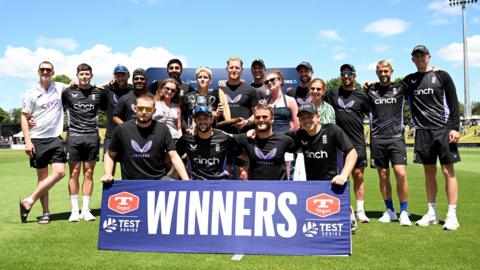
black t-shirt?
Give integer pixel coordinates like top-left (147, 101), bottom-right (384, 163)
top-left (251, 83), bottom-right (270, 105)
top-left (293, 85), bottom-right (311, 106)
top-left (176, 129), bottom-right (240, 180)
top-left (109, 120), bottom-right (175, 180)
top-left (367, 83), bottom-right (406, 139)
top-left (181, 90), bottom-right (219, 128)
top-left (403, 70), bottom-right (460, 131)
top-left (102, 83), bottom-right (133, 138)
top-left (234, 133), bottom-right (296, 180)
top-left (214, 82), bottom-right (259, 121)
top-left (326, 87), bottom-right (369, 146)
top-left (62, 86), bottom-right (106, 136)
top-left (290, 124), bottom-right (353, 181)
top-left (113, 91), bottom-right (139, 123)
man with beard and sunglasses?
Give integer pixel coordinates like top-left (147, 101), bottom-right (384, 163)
top-left (234, 105), bottom-right (297, 180)
top-left (176, 106), bottom-right (240, 180)
top-left (113, 68), bottom-right (149, 125)
top-left (325, 64), bottom-right (371, 224)
top-left (287, 61), bottom-right (314, 106)
top-left (101, 93), bottom-right (189, 181)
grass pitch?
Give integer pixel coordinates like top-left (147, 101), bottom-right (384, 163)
top-left (0, 148), bottom-right (479, 269)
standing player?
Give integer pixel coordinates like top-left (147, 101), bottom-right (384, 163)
top-left (102, 93), bottom-right (188, 181)
top-left (176, 106), bottom-right (239, 180)
top-left (250, 59), bottom-right (270, 105)
top-left (405, 45), bottom-right (461, 230)
top-left (367, 60), bottom-right (411, 226)
top-left (287, 61), bottom-right (313, 106)
top-left (113, 68), bottom-right (148, 125)
top-left (147, 58), bottom-right (195, 97)
top-left (62, 63), bottom-right (105, 222)
top-left (326, 64), bottom-right (370, 223)
top-left (234, 105), bottom-right (297, 180)
top-left (19, 61), bottom-right (68, 224)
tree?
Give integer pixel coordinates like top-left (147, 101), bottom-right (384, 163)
top-left (9, 108), bottom-right (22, 123)
top-left (0, 107), bottom-right (11, 123)
top-left (325, 77), bottom-right (362, 91)
top-left (472, 101), bottom-right (480, 116)
top-left (53, 74), bottom-right (72, 84)
top-left (98, 110), bottom-right (107, 128)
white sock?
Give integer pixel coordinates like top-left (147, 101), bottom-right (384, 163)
top-left (356, 200), bottom-right (365, 212)
top-left (70, 195), bottom-right (79, 212)
top-left (82, 196), bottom-right (91, 211)
top-left (427, 202), bottom-right (436, 216)
top-left (26, 197), bottom-right (34, 205)
top-left (447, 205), bottom-right (457, 217)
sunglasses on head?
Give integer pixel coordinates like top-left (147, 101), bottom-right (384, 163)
top-left (136, 106), bottom-right (154, 113)
top-left (341, 71), bottom-right (355, 77)
top-left (264, 77), bottom-right (277, 85)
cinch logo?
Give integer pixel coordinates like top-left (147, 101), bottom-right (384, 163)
top-left (414, 88), bottom-right (434, 96)
top-left (73, 103), bottom-right (95, 111)
top-left (305, 150), bottom-right (328, 159)
top-left (108, 192), bottom-right (140, 214)
top-left (306, 193), bottom-right (340, 218)
top-left (193, 156), bottom-right (220, 165)
top-left (374, 97), bottom-right (397, 105)
top-left (40, 99), bottom-right (60, 110)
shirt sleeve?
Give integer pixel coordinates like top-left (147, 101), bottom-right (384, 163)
top-left (333, 124), bottom-right (354, 152)
top-left (22, 91), bottom-right (33, 114)
top-left (249, 87), bottom-right (259, 108)
top-left (113, 97), bottom-right (125, 119)
top-left (438, 71), bottom-right (460, 131)
top-left (175, 135), bottom-right (186, 156)
top-left (109, 126), bottom-right (123, 152)
top-left (161, 125), bottom-right (176, 151)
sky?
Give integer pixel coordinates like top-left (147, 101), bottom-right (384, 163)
top-left (0, 0), bottom-right (479, 110)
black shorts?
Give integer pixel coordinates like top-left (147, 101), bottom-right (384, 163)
top-left (414, 129), bottom-right (461, 165)
top-left (66, 135), bottom-right (100, 162)
top-left (30, 137), bottom-right (66, 169)
top-left (370, 137), bottom-right (407, 168)
top-left (353, 145), bottom-right (367, 169)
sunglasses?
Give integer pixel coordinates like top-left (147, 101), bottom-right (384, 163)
top-left (340, 71), bottom-right (355, 77)
top-left (264, 77), bottom-right (277, 85)
top-left (168, 66), bottom-right (181, 71)
top-left (39, 68), bottom-right (53, 73)
top-left (164, 86), bottom-right (177, 93)
top-left (310, 87), bottom-right (323, 91)
top-left (133, 77), bottom-right (146, 81)
top-left (136, 106), bottom-right (154, 113)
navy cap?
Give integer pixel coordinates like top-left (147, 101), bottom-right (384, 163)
top-left (113, 65), bottom-right (129, 74)
top-left (132, 68), bottom-right (147, 78)
top-left (297, 103), bottom-right (317, 116)
top-left (251, 58), bottom-right (265, 68)
top-left (411, 45), bottom-right (430, 55)
top-left (340, 64), bottom-right (355, 72)
top-left (296, 61), bottom-right (313, 71)
top-left (193, 106), bottom-right (212, 117)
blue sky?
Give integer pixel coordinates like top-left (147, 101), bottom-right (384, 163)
top-left (0, 0), bottom-right (479, 110)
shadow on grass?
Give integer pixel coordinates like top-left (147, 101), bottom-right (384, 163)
top-left (47, 208), bottom-right (101, 221)
top-left (365, 211), bottom-right (426, 222)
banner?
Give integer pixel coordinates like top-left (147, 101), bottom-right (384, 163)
top-left (98, 180), bottom-right (351, 256)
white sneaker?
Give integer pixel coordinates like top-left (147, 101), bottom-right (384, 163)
top-left (356, 210), bottom-right (370, 223)
top-left (69, 211), bottom-right (80, 222)
top-left (443, 215), bottom-right (459, 231)
top-left (399, 211), bottom-right (412, 226)
top-left (378, 209), bottom-right (398, 223)
top-left (80, 210), bottom-right (96, 221)
top-left (350, 206), bottom-right (357, 234)
top-left (415, 213), bottom-right (439, 227)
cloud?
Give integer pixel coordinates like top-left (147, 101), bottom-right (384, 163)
top-left (36, 37), bottom-right (79, 51)
top-left (373, 45), bottom-right (389, 52)
top-left (367, 59), bottom-right (394, 71)
top-left (437, 35), bottom-right (480, 68)
top-left (363, 19), bottom-right (409, 37)
top-left (333, 53), bottom-right (347, 61)
top-left (473, 16), bottom-right (480, 24)
top-left (0, 44), bottom-right (186, 82)
top-left (428, 18), bottom-right (450, 25)
top-left (317, 29), bottom-right (343, 41)
top-left (428, 0), bottom-right (461, 16)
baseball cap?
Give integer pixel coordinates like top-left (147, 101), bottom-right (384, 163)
top-left (251, 58), bottom-right (265, 68)
top-left (296, 61), bottom-right (313, 71)
top-left (297, 103), bottom-right (317, 116)
top-left (411, 45), bottom-right (430, 55)
top-left (113, 65), bottom-right (129, 74)
top-left (132, 68), bottom-right (147, 78)
top-left (193, 106), bottom-right (212, 117)
top-left (340, 64), bottom-right (356, 72)
top-left (167, 58), bottom-right (183, 69)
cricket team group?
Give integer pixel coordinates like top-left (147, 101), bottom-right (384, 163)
top-left (18, 44), bottom-right (461, 233)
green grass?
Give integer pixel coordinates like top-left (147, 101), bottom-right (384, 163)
top-left (1, 148), bottom-right (479, 269)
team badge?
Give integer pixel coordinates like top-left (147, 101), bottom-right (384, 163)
top-left (322, 135), bottom-right (327, 144)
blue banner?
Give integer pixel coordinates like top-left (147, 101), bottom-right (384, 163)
top-left (98, 180), bottom-right (351, 256)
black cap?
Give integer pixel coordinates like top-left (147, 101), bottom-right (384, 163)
top-left (340, 64), bottom-right (355, 72)
top-left (167, 58), bottom-right (183, 69)
top-left (297, 103), bottom-right (317, 116)
top-left (296, 61), bottom-right (313, 71)
top-left (251, 58), bottom-right (265, 68)
top-left (132, 68), bottom-right (147, 78)
top-left (411, 45), bottom-right (430, 55)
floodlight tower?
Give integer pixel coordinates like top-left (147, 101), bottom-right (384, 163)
top-left (449, 0), bottom-right (477, 120)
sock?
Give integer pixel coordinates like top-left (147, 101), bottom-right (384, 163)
top-left (26, 197), bottom-right (34, 205)
top-left (70, 195), bottom-right (79, 212)
top-left (400, 201), bottom-right (408, 213)
top-left (356, 200), bottom-right (364, 212)
top-left (447, 205), bottom-right (457, 217)
top-left (82, 196), bottom-right (91, 211)
top-left (384, 199), bottom-right (394, 212)
top-left (427, 202), bottom-right (436, 216)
